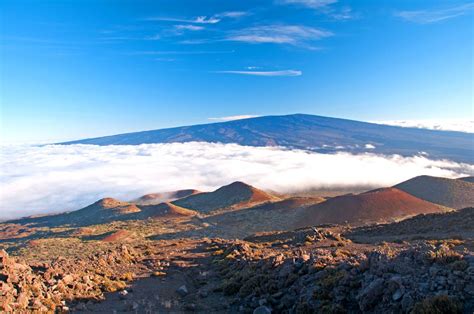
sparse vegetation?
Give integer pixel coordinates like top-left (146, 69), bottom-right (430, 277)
top-left (0, 184), bottom-right (472, 313)
top-left (412, 295), bottom-right (463, 314)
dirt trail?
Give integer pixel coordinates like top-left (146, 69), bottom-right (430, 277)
top-left (70, 240), bottom-right (234, 313)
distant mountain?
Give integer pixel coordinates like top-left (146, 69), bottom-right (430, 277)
top-left (295, 187), bottom-right (451, 227)
top-left (172, 181), bottom-right (278, 212)
top-left (458, 176), bottom-right (474, 183)
top-left (61, 114), bottom-right (474, 163)
top-left (394, 175), bottom-right (474, 209)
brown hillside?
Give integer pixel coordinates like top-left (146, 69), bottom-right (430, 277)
top-left (249, 196), bottom-right (325, 211)
top-left (134, 189), bottom-right (201, 205)
top-left (7, 197), bottom-right (142, 228)
top-left (348, 207), bottom-right (474, 242)
top-left (295, 187), bottom-right (451, 227)
top-left (395, 175), bottom-right (474, 209)
top-left (101, 230), bottom-right (132, 242)
top-left (172, 181), bottom-right (278, 213)
top-left (139, 202), bottom-right (197, 218)
top-left (95, 198), bottom-right (141, 214)
top-left (196, 196), bottom-right (327, 239)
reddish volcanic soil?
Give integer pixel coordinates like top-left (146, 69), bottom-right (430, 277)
top-left (395, 175), bottom-right (474, 209)
top-left (134, 189), bottom-right (201, 205)
top-left (97, 198), bottom-right (129, 209)
top-left (0, 224), bottom-right (34, 240)
top-left (96, 198), bottom-right (141, 214)
top-left (172, 181), bottom-right (279, 213)
top-left (249, 196), bottom-right (326, 211)
top-left (101, 230), bottom-right (132, 242)
top-left (0, 178), bottom-right (473, 313)
top-left (140, 202), bottom-right (197, 218)
top-left (296, 187), bottom-right (451, 227)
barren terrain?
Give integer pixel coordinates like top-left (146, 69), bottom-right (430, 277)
top-left (1, 177), bottom-right (473, 313)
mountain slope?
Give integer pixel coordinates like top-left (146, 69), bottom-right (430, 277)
top-left (133, 189), bottom-right (201, 205)
top-left (295, 187), bottom-right (451, 227)
top-left (458, 176), bottom-right (474, 183)
top-left (172, 181), bottom-right (278, 212)
top-left (9, 198), bottom-right (142, 227)
top-left (349, 207), bottom-right (474, 242)
top-left (246, 196), bottom-right (326, 211)
top-left (61, 114), bottom-right (474, 163)
top-left (7, 182), bottom-right (275, 227)
top-left (138, 202), bottom-right (197, 218)
top-left (395, 175), bottom-right (474, 209)
top-left (9, 198), bottom-right (196, 228)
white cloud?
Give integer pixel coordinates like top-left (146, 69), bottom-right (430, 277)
top-left (174, 25), bottom-right (205, 31)
top-left (144, 34), bottom-right (161, 41)
top-left (130, 50), bottom-right (235, 55)
top-left (194, 16), bottom-right (221, 24)
top-left (375, 119), bottom-right (474, 133)
top-left (331, 7), bottom-right (354, 20)
top-left (365, 144), bottom-right (376, 149)
top-left (1, 143), bottom-right (472, 220)
top-left (214, 70), bottom-right (302, 77)
top-left (277, 0), bottom-right (354, 20)
top-left (395, 3), bottom-right (474, 24)
top-left (226, 25), bottom-right (332, 46)
top-left (154, 58), bottom-right (176, 62)
top-left (278, 0), bottom-right (337, 9)
top-left (147, 16), bottom-right (221, 24)
top-left (146, 11), bottom-right (248, 25)
top-left (208, 115), bottom-right (260, 122)
top-left (216, 11), bottom-right (249, 18)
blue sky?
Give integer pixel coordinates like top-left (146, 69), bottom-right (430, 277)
top-left (1, 0), bottom-right (473, 143)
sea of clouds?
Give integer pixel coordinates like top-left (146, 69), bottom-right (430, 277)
top-left (376, 119), bottom-right (474, 133)
top-left (1, 142), bottom-right (473, 220)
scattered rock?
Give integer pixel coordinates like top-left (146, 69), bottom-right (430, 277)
top-left (176, 285), bottom-right (189, 297)
top-left (253, 305), bottom-right (272, 314)
top-left (392, 289), bottom-right (403, 301)
top-left (119, 290), bottom-right (129, 300)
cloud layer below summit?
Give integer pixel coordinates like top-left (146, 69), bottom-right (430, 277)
top-left (1, 142), bottom-right (472, 220)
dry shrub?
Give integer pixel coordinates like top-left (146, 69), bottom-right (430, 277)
top-left (426, 245), bottom-right (462, 264)
top-left (411, 295), bottom-right (462, 314)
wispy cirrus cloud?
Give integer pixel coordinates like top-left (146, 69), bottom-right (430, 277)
top-left (146, 16), bottom-right (220, 24)
top-left (375, 119), bottom-right (474, 133)
top-left (214, 70), bottom-right (302, 77)
top-left (215, 11), bottom-right (249, 19)
top-left (277, 0), bottom-right (355, 20)
top-left (144, 34), bottom-right (161, 41)
top-left (278, 0), bottom-right (337, 9)
top-left (331, 7), bottom-right (354, 20)
top-left (146, 11), bottom-right (248, 25)
top-left (129, 50), bottom-right (235, 55)
top-left (225, 25), bottom-right (332, 47)
top-left (208, 115), bottom-right (260, 121)
top-left (395, 3), bottom-right (474, 24)
top-left (170, 24), bottom-right (205, 36)
top-left (174, 24), bottom-right (205, 31)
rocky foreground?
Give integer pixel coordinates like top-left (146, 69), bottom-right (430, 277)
top-left (1, 223), bottom-right (473, 313)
